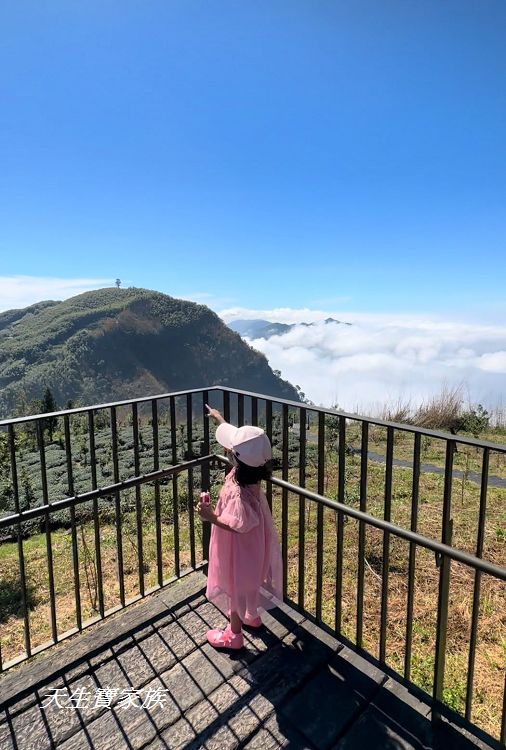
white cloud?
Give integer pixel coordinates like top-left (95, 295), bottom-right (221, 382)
top-left (0, 276), bottom-right (112, 312)
top-left (477, 351), bottom-right (506, 374)
top-left (220, 306), bottom-right (341, 324)
top-left (220, 307), bottom-right (506, 412)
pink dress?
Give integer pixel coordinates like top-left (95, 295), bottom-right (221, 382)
top-left (206, 468), bottom-right (283, 622)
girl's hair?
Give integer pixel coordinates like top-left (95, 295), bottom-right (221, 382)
top-left (233, 458), bottom-right (272, 487)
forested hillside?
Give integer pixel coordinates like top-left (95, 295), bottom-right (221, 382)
top-left (0, 287), bottom-right (299, 417)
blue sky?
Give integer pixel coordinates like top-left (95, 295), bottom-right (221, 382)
top-left (1, 1), bottom-right (506, 318)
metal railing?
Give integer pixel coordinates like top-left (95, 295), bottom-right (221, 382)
top-left (0, 386), bottom-right (505, 743)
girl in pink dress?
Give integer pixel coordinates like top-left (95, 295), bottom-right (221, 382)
top-left (196, 406), bottom-right (283, 650)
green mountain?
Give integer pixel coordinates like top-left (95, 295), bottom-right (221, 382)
top-left (0, 288), bottom-right (299, 417)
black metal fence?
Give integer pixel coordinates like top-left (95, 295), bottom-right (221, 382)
top-left (0, 386), bottom-right (505, 743)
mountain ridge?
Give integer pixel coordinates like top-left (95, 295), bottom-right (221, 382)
top-left (227, 316), bottom-right (351, 340)
top-left (0, 288), bottom-right (299, 417)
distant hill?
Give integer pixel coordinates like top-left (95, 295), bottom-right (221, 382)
top-left (0, 288), bottom-right (299, 417)
top-left (227, 317), bottom-right (351, 339)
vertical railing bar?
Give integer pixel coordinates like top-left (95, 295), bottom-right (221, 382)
top-left (266, 400), bottom-right (273, 510)
top-left (151, 399), bottom-right (163, 588)
top-left (37, 420), bottom-right (58, 643)
top-left (132, 403), bottom-right (145, 596)
top-left (315, 411), bottom-right (325, 621)
top-left (335, 415), bottom-right (346, 633)
top-left (298, 407), bottom-right (306, 609)
top-left (110, 406), bottom-right (125, 606)
top-left (433, 439), bottom-right (455, 701)
top-left (8, 425), bottom-right (32, 657)
top-left (465, 447), bottom-right (489, 720)
top-left (170, 396), bottom-right (180, 578)
top-left (356, 421), bottom-right (369, 648)
top-left (88, 410), bottom-right (104, 618)
top-left (281, 404), bottom-right (289, 599)
top-left (223, 389), bottom-right (230, 423)
top-left (64, 415), bottom-right (82, 632)
top-left (404, 431), bottom-right (421, 680)
top-left (186, 393), bottom-right (196, 569)
top-left (251, 397), bottom-right (258, 426)
top-left (238, 393), bottom-right (244, 427)
top-left (201, 391), bottom-right (211, 562)
top-left (379, 425), bottom-right (394, 662)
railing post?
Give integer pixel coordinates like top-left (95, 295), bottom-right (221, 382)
top-left (110, 405), bottom-right (125, 606)
top-left (64, 414), bottom-right (82, 632)
top-left (379, 426), bottom-right (394, 663)
top-left (170, 396), bottom-right (180, 578)
top-left (151, 399), bottom-right (163, 588)
top-left (335, 415), bottom-right (346, 633)
top-left (356, 421), bottom-right (368, 648)
top-left (266, 399), bottom-right (273, 510)
top-left (282, 403), bottom-right (289, 599)
top-left (186, 393), bottom-right (196, 568)
top-left (37, 420), bottom-right (58, 643)
top-left (297, 407), bottom-right (306, 610)
top-left (201, 391), bottom-right (211, 563)
top-left (433, 440), bottom-right (455, 703)
top-left (8, 424), bottom-right (32, 658)
top-left (404, 431), bottom-right (421, 681)
top-left (316, 411), bottom-right (325, 621)
top-left (131, 403), bottom-right (145, 596)
top-left (465, 447), bottom-right (489, 721)
top-left (88, 409), bottom-right (104, 618)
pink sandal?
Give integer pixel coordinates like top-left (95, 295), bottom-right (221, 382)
top-left (207, 625), bottom-right (244, 650)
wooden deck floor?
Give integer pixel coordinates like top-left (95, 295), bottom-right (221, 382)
top-left (0, 572), bottom-right (500, 750)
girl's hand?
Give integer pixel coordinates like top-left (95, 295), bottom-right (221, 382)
top-left (205, 404), bottom-right (225, 425)
top-left (196, 499), bottom-right (216, 523)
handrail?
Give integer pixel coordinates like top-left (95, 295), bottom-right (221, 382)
top-left (0, 455), bottom-right (216, 530)
top-left (213, 454), bottom-right (506, 582)
top-left (1, 384), bottom-right (505, 452)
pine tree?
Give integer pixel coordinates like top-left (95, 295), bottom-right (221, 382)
top-left (40, 387), bottom-right (58, 441)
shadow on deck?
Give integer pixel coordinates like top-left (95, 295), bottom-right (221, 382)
top-left (0, 572), bottom-right (500, 750)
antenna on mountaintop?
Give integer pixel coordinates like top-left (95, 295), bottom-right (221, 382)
top-left (115, 279), bottom-right (121, 288)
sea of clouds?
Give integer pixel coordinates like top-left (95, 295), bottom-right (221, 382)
top-left (220, 307), bottom-right (506, 416)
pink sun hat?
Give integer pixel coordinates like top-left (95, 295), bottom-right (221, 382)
top-left (215, 422), bottom-right (272, 467)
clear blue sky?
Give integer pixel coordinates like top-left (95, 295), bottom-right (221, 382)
top-left (1, 1), bottom-right (505, 317)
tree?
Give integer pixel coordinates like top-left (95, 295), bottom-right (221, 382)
top-left (295, 383), bottom-right (314, 406)
top-left (20, 468), bottom-right (35, 511)
top-left (455, 404), bottom-right (489, 438)
top-left (115, 279), bottom-right (121, 288)
top-left (40, 387), bottom-right (58, 441)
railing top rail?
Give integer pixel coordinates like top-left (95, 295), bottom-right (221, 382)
top-left (211, 386), bottom-right (506, 453)
top-left (283, 475), bottom-right (506, 580)
top-left (213, 455), bottom-right (506, 581)
top-left (0, 386), bottom-right (211, 426)
top-left (1, 385), bottom-right (504, 453)
top-left (0, 454), bottom-right (216, 531)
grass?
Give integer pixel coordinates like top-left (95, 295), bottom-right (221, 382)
top-left (0, 451), bottom-right (504, 741)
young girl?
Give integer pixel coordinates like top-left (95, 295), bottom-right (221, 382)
top-left (196, 405), bottom-right (283, 650)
